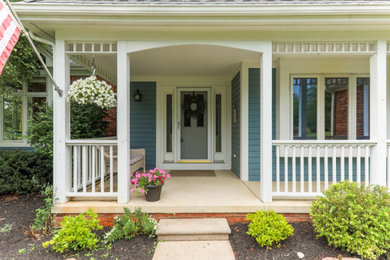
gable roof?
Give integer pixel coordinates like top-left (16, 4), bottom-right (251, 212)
top-left (20, 0), bottom-right (390, 5)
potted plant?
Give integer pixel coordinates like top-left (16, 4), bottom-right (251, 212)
top-left (131, 168), bottom-right (171, 202)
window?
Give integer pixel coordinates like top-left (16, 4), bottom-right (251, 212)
top-left (292, 75), bottom-right (369, 140)
top-left (356, 78), bottom-right (370, 139)
top-left (293, 78), bottom-right (317, 139)
top-left (0, 78), bottom-right (47, 143)
top-left (325, 77), bottom-right (349, 140)
top-left (215, 94), bottom-right (222, 152)
top-left (166, 94), bottom-right (172, 152)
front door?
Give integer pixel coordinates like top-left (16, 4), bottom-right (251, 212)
top-left (180, 91), bottom-right (208, 160)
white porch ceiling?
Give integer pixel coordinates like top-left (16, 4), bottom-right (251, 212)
top-left (80, 45), bottom-right (260, 81)
top-left (130, 45), bottom-right (259, 77)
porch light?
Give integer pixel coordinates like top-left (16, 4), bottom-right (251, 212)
top-left (134, 89), bottom-right (142, 102)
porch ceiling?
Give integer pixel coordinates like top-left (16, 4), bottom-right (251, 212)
top-left (81, 45), bottom-right (260, 81)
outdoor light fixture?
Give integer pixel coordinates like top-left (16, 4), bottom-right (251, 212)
top-left (134, 89), bottom-right (142, 102)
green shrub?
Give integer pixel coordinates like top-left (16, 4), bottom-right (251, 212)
top-left (246, 210), bottom-right (294, 248)
top-left (31, 186), bottom-right (54, 235)
top-left (42, 209), bottom-right (103, 253)
top-left (26, 102), bottom-right (108, 158)
top-left (104, 207), bottom-right (157, 243)
top-left (310, 181), bottom-right (390, 260)
top-left (0, 150), bottom-right (52, 195)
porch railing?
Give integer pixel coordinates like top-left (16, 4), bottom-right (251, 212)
top-left (65, 139), bottom-right (118, 198)
top-left (272, 140), bottom-right (376, 198)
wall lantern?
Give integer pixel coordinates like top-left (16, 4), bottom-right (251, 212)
top-left (134, 89), bottom-right (142, 102)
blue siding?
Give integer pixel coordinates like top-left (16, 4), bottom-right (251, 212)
top-left (248, 68), bottom-right (276, 181)
top-left (231, 72), bottom-right (240, 177)
top-left (130, 82), bottom-right (156, 170)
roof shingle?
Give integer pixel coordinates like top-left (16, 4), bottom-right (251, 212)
top-left (20, 0), bottom-right (390, 5)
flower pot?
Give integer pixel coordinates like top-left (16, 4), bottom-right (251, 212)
top-left (145, 185), bottom-right (162, 202)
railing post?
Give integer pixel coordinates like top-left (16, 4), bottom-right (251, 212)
top-left (117, 41), bottom-right (131, 203)
top-left (53, 39), bottom-right (71, 203)
top-left (370, 40), bottom-right (387, 186)
top-left (260, 42), bottom-right (273, 202)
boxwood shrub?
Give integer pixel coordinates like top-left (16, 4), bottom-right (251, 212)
top-left (246, 210), bottom-right (294, 248)
top-left (310, 181), bottom-right (390, 260)
top-left (0, 150), bottom-right (52, 195)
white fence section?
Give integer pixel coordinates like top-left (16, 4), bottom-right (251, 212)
top-left (66, 139), bottom-right (118, 198)
top-left (272, 140), bottom-right (376, 198)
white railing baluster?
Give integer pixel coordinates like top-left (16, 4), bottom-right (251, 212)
top-left (92, 146), bottom-right (96, 193)
top-left (349, 146), bottom-right (353, 181)
top-left (73, 146), bottom-right (78, 193)
top-left (276, 145), bottom-right (280, 193)
top-left (100, 146), bottom-right (105, 193)
top-left (308, 146), bottom-right (312, 193)
top-left (292, 146), bottom-right (296, 193)
top-left (365, 146), bottom-right (369, 187)
top-left (300, 146), bottom-right (304, 192)
top-left (324, 146), bottom-right (328, 190)
top-left (332, 146), bottom-right (336, 185)
top-left (284, 145), bottom-right (288, 192)
top-left (316, 145), bottom-right (320, 193)
top-left (82, 145), bottom-right (87, 193)
top-left (341, 146), bottom-right (345, 181)
top-left (110, 145), bottom-right (114, 193)
top-left (357, 146), bottom-right (361, 185)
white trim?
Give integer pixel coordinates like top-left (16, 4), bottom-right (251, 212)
top-left (116, 41), bottom-right (131, 203)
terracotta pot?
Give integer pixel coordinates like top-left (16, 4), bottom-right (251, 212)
top-left (145, 185), bottom-right (162, 202)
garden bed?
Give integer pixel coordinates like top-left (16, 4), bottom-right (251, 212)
top-left (0, 195), bottom-right (155, 259)
top-left (230, 222), bottom-right (389, 260)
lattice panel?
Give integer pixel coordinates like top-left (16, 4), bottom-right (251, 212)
top-left (66, 42), bottom-right (117, 54)
top-left (273, 42), bottom-right (375, 54)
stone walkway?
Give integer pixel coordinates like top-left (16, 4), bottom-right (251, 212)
top-left (152, 218), bottom-right (235, 260)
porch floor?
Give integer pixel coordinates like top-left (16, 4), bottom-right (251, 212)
top-left (52, 171), bottom-right (310, 214)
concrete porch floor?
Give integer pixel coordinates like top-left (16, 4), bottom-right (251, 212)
top-left (52, 170), bottom-right (311, 214)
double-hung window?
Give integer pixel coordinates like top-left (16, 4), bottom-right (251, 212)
top-left (292, 75), bottom-right (370, 140)
top-left (0, 77), bottom-right (48, 145)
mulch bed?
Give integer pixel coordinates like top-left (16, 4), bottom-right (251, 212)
top-left (0, 194), bottom-right (155, 260)
top-left (230, 222), bottom-right (389, 260)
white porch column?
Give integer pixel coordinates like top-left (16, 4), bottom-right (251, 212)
top-left (370, 40), bottom-right (387, 186)
top-left (260, 42), bottom-right (273, 202)
top-left (53, 39), bottom-right (71, 203)
top-left (117, 41), bottom-right (131, 203)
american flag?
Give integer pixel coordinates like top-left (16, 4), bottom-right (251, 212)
top-left (0, 0), bottom-right (20, 75)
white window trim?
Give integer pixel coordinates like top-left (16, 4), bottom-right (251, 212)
top-left (290, 73), bottom-right (370, 141)
top-left (0, 78), bottom-right (48, 147)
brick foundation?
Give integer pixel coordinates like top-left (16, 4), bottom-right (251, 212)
top-left (53, 212), bottom-right (311, 227)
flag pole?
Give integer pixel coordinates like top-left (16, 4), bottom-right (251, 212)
top-left (4, 0), bottom-right (63, 97)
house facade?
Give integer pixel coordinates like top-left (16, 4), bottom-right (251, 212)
top-left (12, 0), bottom-right (390, 208)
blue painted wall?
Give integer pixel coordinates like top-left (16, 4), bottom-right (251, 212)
top-left (231, 72), bottom-right (241, 177)
top-left (248, 68), bottom-right (276, 181)
top-left (130, 82), bottom-right (156, 170)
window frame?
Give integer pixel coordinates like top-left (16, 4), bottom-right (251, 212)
top-left (0, 77), bottom-right (48, 147)
top-left (290, 73), bottom-right (369, 140)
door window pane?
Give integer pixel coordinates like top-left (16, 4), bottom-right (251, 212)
top-left (216, 94), bottom-right (222, 152)
top-left (28, 79), bottom-right (46, 92)
top-left (166, 95), bottom-right (172, 152)
top-left (28, 97), bottom-right (46, 120)
top-left (356, 78), bottom-right (370, 139)
top-left (293, 78), bottom-right (317, 139)
top-left (325, 77), bottom-right (349, 140)
top-left (3, 96), bottom-right (23, 140)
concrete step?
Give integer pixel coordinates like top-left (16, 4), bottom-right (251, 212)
top-left (156, 218), bottom-right (231, 241)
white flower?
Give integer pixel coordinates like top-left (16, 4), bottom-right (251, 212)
top-left (67, 76), bottom-right (117, 109)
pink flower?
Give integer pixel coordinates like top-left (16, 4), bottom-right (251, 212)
top-left (131, 178), bottom-right (138, 185)
top-left (140, 189), bottom-right (145, 194)
top-left (167, 174), bottom-right (171, 178)
top-left (130, 188), bottom-right (135, 192)
top-left (135, 172), bottom-right (141, 178)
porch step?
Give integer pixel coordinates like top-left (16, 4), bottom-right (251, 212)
top-left (156, 218), bottom-right (231, 241)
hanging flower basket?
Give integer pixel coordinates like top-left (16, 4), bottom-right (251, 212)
top-left (67, 76), bottom-right (116, 109)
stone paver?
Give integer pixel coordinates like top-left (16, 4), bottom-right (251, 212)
top-left (152, 241), bottom-right (235, 260)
